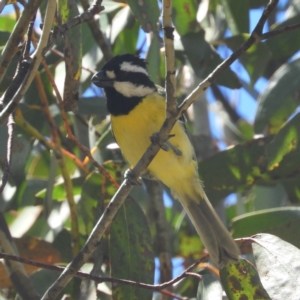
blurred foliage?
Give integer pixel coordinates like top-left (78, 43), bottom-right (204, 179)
top-left (0, 0), bottom-right (300, 299)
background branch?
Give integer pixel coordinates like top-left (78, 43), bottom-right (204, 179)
top-left (0, 250), bottom-right (208, 297)
top-left (0, 0), bottom-right (41, 84)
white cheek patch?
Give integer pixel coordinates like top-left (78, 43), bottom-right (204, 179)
top-left (106, 70), bottom-right (116, 78)
top-left (114, 81), bottom-right (155, 97)
top-left (120, 61), bottom-right (148, 76)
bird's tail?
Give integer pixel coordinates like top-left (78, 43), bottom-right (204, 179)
top-left (179, 191), bottom-right (240, 268)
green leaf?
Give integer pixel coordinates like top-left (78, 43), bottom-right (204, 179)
top-left (246, 184), bottom-right (286, 211)
top-left (219, 0), bottom-right (249, 34)
top-left (232, 207), bottom-right (300, 249)
top-left (178, 231), bottom-right (204, 259)
top-left (18, 179), bottom-right (48, 207)
top-left (236, 119), bottom-right (254, 141)
top-left (35, 177), bottom-right (85, 201)
top-left (77, 97), bottom-right (107, 117)
top-left (220, 259), bottom-right (270, 300)
top-left (146, 35), bottom-right (161, 85)
top-left (0, 16), bottom-right (16, 32)
top-left (173, 0), bottom-right (198, 36)
top-left (265, 14), bottom-right (300, 78)
top-left (180, 31), bottom-right (241, 88)
top-left (0, 32), bottom-right (11, 47)
top-left (254, 58), bottom-right (300, 134)
top-left (110, 198), bottom-right (154, 300)
top-left (27, 150), bottom-right (77, 180)
top-left (126, 0), bottom-right (159, 33)
top-left (78, 172), bottom-right (103, 235)
top-left (249, 0), bottom-right (269, 8)
top-left (198, 137), bottom-right (270, 203)
top-left (252, 234), bottom-right (300, 300)
top-left (281, 177), bottom-right (300, 203)
top-left (112, 8), bottom-right (139, 55)
top-left (223, 34), bottom-right (271, 85)
top-left (10, 135), bottom-right (32, 184)
top-left (266, 113), bottom-right (300, 170)
top-left (31, 269), bottom-right (72, 296)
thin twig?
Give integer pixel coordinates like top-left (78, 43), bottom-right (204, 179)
top-left (0, 251), bottom-right (207, 296)
top-left (0, 12), bottom-right (37, 194)
top-left (0, 0), bottom-right (41, 84)
top-left (0, 0), bottom-right (105, 125)
top-left (0, 114), bottom-right (14, 195)
top-left (55, 0), bottom-right (104, 34)
top-left (178, 0), bottom-right (280, 116)
top-left (0, 0), bottom-right (57, 125)
top-left (35, 72), bottom-right (80, 255)
top-left (14, 113), bottom-right (89, 174)
top-left (0, 215), bottom-right (39, 299)
top-left (80, 0), bottom-right (113, 62)
top-left (41, 58), bottom-right (120, 190)
top-left (261, 22), bottom-right (300, 40)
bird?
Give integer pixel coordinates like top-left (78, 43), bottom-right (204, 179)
top-left (91, 54), bottom-right (240, 267)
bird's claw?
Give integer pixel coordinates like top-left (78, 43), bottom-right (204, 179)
top-left (124, 169), bottom-right (142, 186)
top-left (150, 132), bottom-right (182, 156)
top-left (165, 140), bottom-right (182, 156)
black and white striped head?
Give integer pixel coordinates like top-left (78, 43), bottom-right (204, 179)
top-left (92, 54), bottom-right (156, 97)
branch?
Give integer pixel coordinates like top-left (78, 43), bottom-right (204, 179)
top-left (34, 73), bottom-right (80, 255)
top-left (0, 214), bottom-right (39, 299)
top-left (41, 1), bottom-right (281, 299)
top-left (178, 0), bottom-right (280, 115)
top-left (14, 113), bottom-right (89, 174)
top-left (0, 0), bottom-right (57, 125)
top-left (163, 0), bottom-right (177, 116)
top-left (261, 22), bottom-right (300, 40)
top-left (0, 251), bottom-right (207, 298)
top-left (0, 12), bottom-right (37, 195)
top-left (0, 0), bottom-right (41, 84)
top-left (41, 58), bottom-right (120, 190)
top-left (0, 0), bottom-right (105, 126)
top-left (54, 0), bottom-right (104, 35)
top-left (80, 0), bottom-right (113, 62)
top-left (0, 114), bottom-right (14, 195)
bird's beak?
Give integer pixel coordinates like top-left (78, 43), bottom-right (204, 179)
top-left (92, 70), bottom-right (114, 88)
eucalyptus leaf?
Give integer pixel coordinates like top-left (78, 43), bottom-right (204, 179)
top-left (180, 31), bottom-right (241, 88)
top-left (110, 198), bottom-right (154, 300)
top-left (232, 207), bottom-right (300, 249)
top-left (126, 0), bottom-right (159, 33)
top-left (254, 58), bottom-right (300, 134)
top-left (252, 234), bottom-right (300, 300)
top-left (220, 259), bottom-right (270, 300)
top-left (219, 0), bottom-right (249, 34)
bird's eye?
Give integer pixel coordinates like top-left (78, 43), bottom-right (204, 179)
top-left (116, 71), bottom-right (129, 81)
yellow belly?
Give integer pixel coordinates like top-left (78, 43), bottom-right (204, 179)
top-left (111, 92), bottom-right (199, 198)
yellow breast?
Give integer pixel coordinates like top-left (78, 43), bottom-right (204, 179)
top-left (111, 92), bottom-right (198, 197)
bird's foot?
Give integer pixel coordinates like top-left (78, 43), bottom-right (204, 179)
top-left (150, 132), bottom-right (182, 156)
top-left (124, 169), bottom-right (142, 186)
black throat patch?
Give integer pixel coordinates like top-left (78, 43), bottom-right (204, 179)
top-left (104, 87), bottom-right (144, 116)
